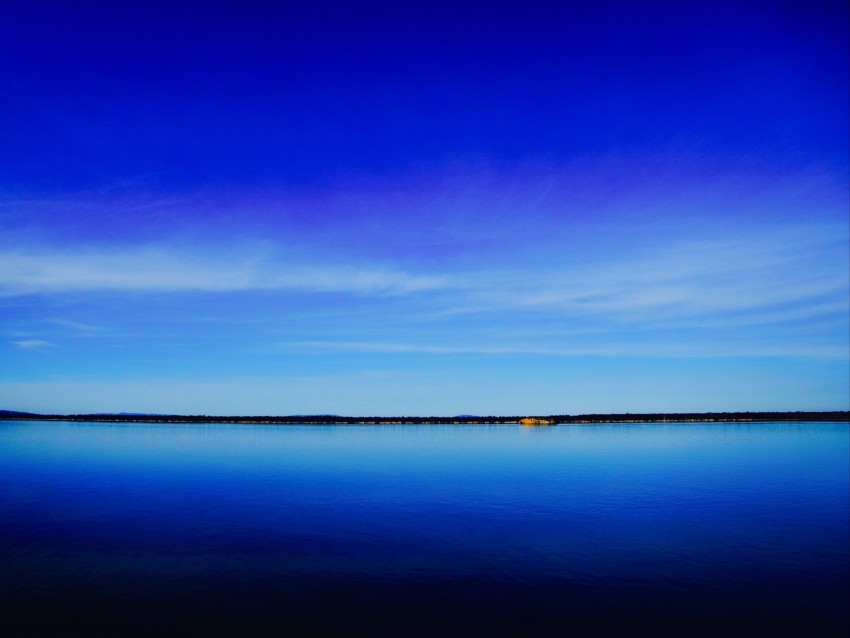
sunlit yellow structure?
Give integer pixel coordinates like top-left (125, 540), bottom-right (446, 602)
top-left (519, 418), bottom-right (555, 426)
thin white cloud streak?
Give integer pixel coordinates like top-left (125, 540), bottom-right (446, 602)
top-left (281, 340), bottom-right (847, 359)
top-left (438, 229), bottom-right (849, 323)
top-left (0, 246), bottom-right (451, 296)
top-left (643, 300), bottom-right (850, 330)
top-left (12, 339), bottom-right (54, 349)
top-left (46, 319), bottom-right (105, 332)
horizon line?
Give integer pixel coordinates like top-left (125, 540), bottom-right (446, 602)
top-left (2, 409), bottom-right (848, 424)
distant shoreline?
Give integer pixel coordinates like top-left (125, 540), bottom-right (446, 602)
top-left (1, 410), bottom-right (847, 424)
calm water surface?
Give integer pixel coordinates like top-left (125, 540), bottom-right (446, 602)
top-left (1, 421), bottom-right (847, 636)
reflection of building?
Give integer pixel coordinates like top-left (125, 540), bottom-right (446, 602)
top-left (519, 417), bottom-right (555, 426)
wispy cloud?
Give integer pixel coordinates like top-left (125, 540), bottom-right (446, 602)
top-left (12, 339), bottom-right (54, 350)
top-left (281, 340), bottom-right (848, 359)
top-left (46, 319), bottom-right (105, 332)
top-left (437, 228), bottom-right (849, 325)
top-left (0, 245), bottom-right (454, 297)
top-left (0, 219), bottom-right (846, 337)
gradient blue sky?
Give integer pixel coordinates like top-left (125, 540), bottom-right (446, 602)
top-left (1, 1), bottom-right (848, 415)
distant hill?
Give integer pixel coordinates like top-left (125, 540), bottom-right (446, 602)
top-left (0, 409), bottom-right (39, 417)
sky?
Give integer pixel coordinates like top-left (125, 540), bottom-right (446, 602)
top-left (1, 1), bottom-right (848, 416)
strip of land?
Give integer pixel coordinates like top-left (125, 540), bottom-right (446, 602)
top-left (0, 410), bottom-right (847, 424)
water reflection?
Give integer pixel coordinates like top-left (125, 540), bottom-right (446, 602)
top-left (1, 421), bottom-right (847, 636)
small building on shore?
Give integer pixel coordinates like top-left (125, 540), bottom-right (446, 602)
top-left (519, 417), bottom-right (556, 426)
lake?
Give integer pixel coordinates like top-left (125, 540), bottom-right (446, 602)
top-left (1, 421), bottom-right (847, 636)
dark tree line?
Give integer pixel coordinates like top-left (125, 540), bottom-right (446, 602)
top-left (1, 409), bottom-right (847, 424)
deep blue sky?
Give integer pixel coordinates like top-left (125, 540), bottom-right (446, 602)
top-left (1, 1), bottom-right (848, 415)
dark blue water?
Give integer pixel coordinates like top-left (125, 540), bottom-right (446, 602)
top-left (1, 421), bottom-right (847, 637)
